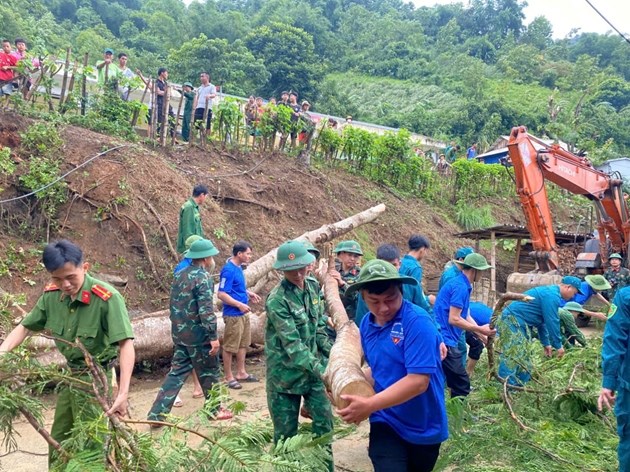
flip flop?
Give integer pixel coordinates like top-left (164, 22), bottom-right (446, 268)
top-left (235, 374), bottom-right (259, 383)
top-left (192, 392), bottom-right (205, 399)
top-left (173, 396), bottom-right (183, 408)
top-left (226, 379), bottom-right (242, 389)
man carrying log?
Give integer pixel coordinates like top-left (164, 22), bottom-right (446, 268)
top-left (0, 240), bottom-right (135, 466)
top-left (336, 259), bottom-right (448, 472)
top-left (331, 240), bottom-right (363, 323)
top-left (265, 240), bottom-right (334, 470)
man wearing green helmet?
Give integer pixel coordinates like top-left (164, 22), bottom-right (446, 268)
top-left (331, 240), bottom-right (363, 323)
top-left (604, 253), bottom-right (630, 301)
top-left (558, 302), bottom-right (588, 348)
top-left (265, 240), bottom-right (334, 470)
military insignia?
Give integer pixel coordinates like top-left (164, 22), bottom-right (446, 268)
top-left (608, 303), bottom-right (618, 319)
top-left (288, 253), bottom-right (295, 260)
top-left (91, 284), bottom-right (112, 301)
top-left (44, 283), bottom-right (60, 292)
top-left (313, 299), bottom-right (319, 305)
top-left (390, 322), bottom-right (404, 345)
top-left (368, 265), bottom-right (387, 276)
top-left (81, 290), bottom-right (91, 304)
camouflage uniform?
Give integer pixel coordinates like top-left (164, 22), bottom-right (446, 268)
top-left (604, 267), bottom-right (630, 301)
top-left (336, 261), bottom-right (361, 321)
top-left (148, 264), bottom-right (220, 421)
top-left (176, 197), bottom-right (203, 254)
top-left (265, 277), bottom-right (334, 470)
top-left (20, 274), bottom-right (134, 464)
top-left (558, 308), bottom-right (587, 348)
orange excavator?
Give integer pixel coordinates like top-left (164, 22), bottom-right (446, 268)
top-left (507, 125), bottom-right (630, 275)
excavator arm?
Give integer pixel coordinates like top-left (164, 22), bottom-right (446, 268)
top-left (507, 126), bottom-right (630, 272)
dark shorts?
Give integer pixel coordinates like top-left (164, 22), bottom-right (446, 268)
top-left (368, 422), bottom-right (441, 472)
top-left (466, 331), bottom-right (484, 361)
top-left (442, 345), bottom-right (471, 397)
top-left (194, 108), bottom-right (212, 129)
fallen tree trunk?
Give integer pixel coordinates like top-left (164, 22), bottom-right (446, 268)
top-left (244, 203), bottom-right (386, 288)
top-left (317, 248), bottom-right (375, 408)
top-left (28, 311), bottom-right (267, 366)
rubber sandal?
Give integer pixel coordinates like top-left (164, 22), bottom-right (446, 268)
top-left (173, 396), bottom-right (183, 407)
top-left (192, 392), bottom-right (205, 399)
top-left (226, 379), bottom-right (242, 389)
top-left (235, 374), bottom-right (259, 383)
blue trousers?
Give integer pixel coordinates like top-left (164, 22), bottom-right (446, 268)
top-left (617, 388), bottom-right (630, 472)
top-left (497, 317), bottom-right (533, 386)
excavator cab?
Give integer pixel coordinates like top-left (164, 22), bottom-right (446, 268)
top-left (574, 238), bottom-right (602, 276)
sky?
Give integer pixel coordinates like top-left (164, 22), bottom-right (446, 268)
top-left (410, 0), bottom-right (630, 39)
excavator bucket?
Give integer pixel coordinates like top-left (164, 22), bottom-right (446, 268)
top-left (506, 272), bottom-right (562, 294)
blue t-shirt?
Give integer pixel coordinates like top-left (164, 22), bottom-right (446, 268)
top-left (218, 260), bottom-right (248, 316)
top-left (438, 263), bottom-right (460, 290)
top-left (502, 285), bottom-right (563, 349)
top-left (400, 255), bottom-right (423, 284)
top-left (469, 301), bottom-right (492, 326)
top-left (174, 258), bottom-right (192, 274)
top-left (559, 281), bottom-right (594, 306)
top-left (360, 300), bottom-right (448, 445)
top-left (434, 272), bottom-right (472, 347)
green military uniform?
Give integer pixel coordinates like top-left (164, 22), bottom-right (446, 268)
top-left (558, 306), bottom-right (587, 348)
top-left (181, 84), bottom-right (195, 142)
top-left (265, 241), bottom-right (333, 470)
top-left (20, 274), bottom-right (134, 463)
top-left (334, 240), bottom-right (363, 322)
top-left (148, 258), bottom-right (220, 421)
top-left (176, 197), bottom-right (203, 254)
top-left (604, 266), bottom-right (630, 301)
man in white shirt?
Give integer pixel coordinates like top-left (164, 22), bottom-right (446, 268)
top-left (193, 72), bottom-right (217, 137)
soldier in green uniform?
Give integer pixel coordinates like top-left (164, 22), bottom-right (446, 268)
top-left (331, 240), bottom-right (363, 322)
top-left (0, 240), bottom-right (135, 465)
top-left (180, 82), bottom-right (195, 142)
top-left (176, 184), bottom-right (208, 254)
top-left (148, 239), bottom-right (232, 422)
top-left (265, 240), bottom-right (334, 470)
top-left (604, 253), bottom-right (630, 301)
top-left (558, 302), bottom-right (588, 348)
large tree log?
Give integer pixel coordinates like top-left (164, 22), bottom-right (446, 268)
top-left (317, 249), bottom-right (375, 408)
top-left (28, 311), bottom-right (267, 366)
top-left (244, 204), bottom-right (386, 288)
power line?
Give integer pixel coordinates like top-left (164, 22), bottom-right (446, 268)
top-left (0, 144), bottom-right (130, 204)
top-left (583, 0), bottom-right (630, 46)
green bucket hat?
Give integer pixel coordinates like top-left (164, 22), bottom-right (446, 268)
top-left (609, 253), bottom-right (623, 261)
top-left (185, 234), bottom-right (203, 251)
top-left (455, 253), bottom-right (493, 270)
top-left (345, 259), bottom-right (417, 297)
top-left (302, 240), bottom-right (320, 259)
top-left (185, 239), bottom-right (219, 259)
top-left (563, 301), bottom-right (584, 313)
top-left (273, 240), bottom-right (315, 271)
top-left (585, 274), bottom-right (612, 291)
top-left (333, 240), bottom-right (363, 255)
top-left (561, 276), bottom-right (585, 295)
top-left (183, 82), bottom-right (193, 88)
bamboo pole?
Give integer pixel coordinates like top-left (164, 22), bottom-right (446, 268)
top-left (58, 47), bottom-right (71, 110)
top-left (201, 100), bottom-right (210, 149)
top-left (130, 78), bottom-right (150, 128)
top-left (149, 80), bottom-right (157, 140)
top-left (171, 89), bottom-right (184, 146)
top-left (159, 82), bottom-right (170, 147)
top-left (63, 57), bottom-right (79, 113)
top-left (491, 230), bottom-right (496, 293)
top-left (80, 52), bottom-right (88, 115)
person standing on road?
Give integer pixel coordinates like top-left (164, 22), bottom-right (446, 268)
top-left (193, 72), bottom-right (217, 137)
top-left (176, 184), bottom-right (208, 254)
top-left (265, 240), bottom-right (334, 470)
top-left (598, 286), bottom-right (630, 472)
top-left (218, 240), bottom-right (262, 390)
top-left (148, 239), bottom-right (232, 423)
top-left (0, 240), bottom-right (135, 466)
top-left (337, 259), bottom-right (448, 472)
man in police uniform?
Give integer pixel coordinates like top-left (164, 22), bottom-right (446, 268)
top-left (331, 240), bottom-right (363, 322)
top-left (265, 240), bottom-right (333, 470)
top-left (0, 240), bottom-right (135, 465)
top-left (148, 238), bottom-right (231, 422)
top-left (599, 286), bottom-right (630, 472)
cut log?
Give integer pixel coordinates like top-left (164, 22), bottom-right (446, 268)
top-left (28, 311), bottom-right (267, 366)
top-left (317, 249), bottom-right (375, 408)
top-left (244, 203), bottom-right (386, 288)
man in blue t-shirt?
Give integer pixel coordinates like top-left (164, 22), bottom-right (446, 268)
top-left (400, 234), bottom-right (433, 313)
top-left (217, 240), bottom-right (261, 389)
top-left (337, 259), bottom-right (448, 472)
top-left (434, 253), bottom-right (495, 397)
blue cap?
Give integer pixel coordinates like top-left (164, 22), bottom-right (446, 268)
top-left (104, 48), bottom-right (114, 54)
top-left (562, 276), bottom-right (585, 295)
top-left (455, 246), bottom-right (474, 259)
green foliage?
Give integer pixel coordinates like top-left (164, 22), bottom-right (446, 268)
top-left (455, 202), bottom-right (496, 230)
top-left (215, 98), bottom-right (245, 144)
top-left (452, 160), bottom-right (514, 200)
top-left (20, 122), bottom-right (63, 156)
top-left (0, 146), bottom-right (16, 177)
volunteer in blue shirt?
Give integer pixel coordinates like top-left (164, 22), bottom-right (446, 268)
top-left (434, 253), bottom-right (495, 397)
top-left (560, 274), bottom-right (611, 322)
top-left (400, 234), bottom-right (433, 313)
top-left (497, 276), bottom-right (583, 386)
top-left (337, 259), bottom-right (448, 472)
top-left (598, 287), bottom-right (630, 472)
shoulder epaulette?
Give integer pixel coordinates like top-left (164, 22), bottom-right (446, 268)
top-left (44, 283), bottom-right (60, 292)
top-left (91, 284), bottom-right (112, 301)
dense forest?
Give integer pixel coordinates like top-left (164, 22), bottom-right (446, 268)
top-left (2, 0), bottom-right (630, 159)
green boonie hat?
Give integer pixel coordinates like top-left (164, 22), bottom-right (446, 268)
top-left (585, 274), bottom-right (612, 291)
top-left (185, 234), bottom-right (203, 250)
top-left (183, 82), bottom-right (193, 88)
top-left (185, 239), bottom-right (219, 259)
top-left (273, 240), bottom-right (315, 271)
top-left (455, 253), bottom-right (493, 270)
top-left (345, 259), bottom-right (417, 297)
top-left (609, 253), bottom-right (623, 260)
top-left (563, 302), bottom-right (584, 313)
top-left (334, 240), bottom-right (363, 255)
top-left (561, 276), bottom-right (585, 295)
top-left (302, 241), bottom-right (320, 259)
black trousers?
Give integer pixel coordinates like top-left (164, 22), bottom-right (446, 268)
top-left (194, 108), bottom-right (213, 131)
top-left (466, 331), bottom-right (484, 361)
top-left (442, 345), bottom-right (471, 397)
top-left (369, 422), bottom-right (441, 472)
